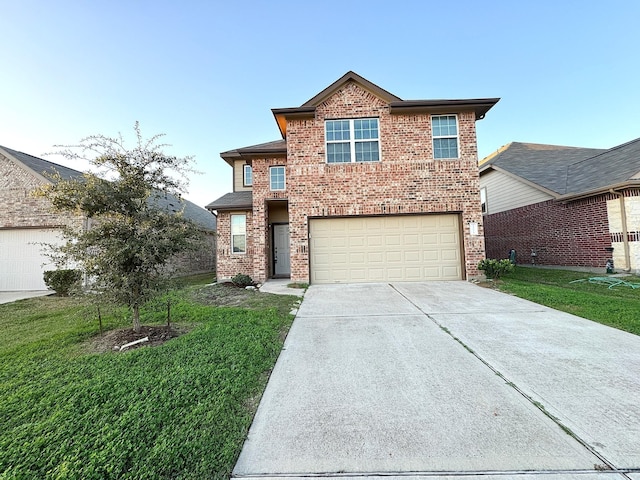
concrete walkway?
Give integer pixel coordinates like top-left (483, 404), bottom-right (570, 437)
top-left (258, 278), bottom-right (305, 297)
top-left (0, 290), bottom-right (52, 304)
top-left (233, 282), bottom-right (640, 479)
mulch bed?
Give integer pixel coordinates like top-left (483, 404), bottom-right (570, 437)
top-left (88, 325), bottom-right (188, 353)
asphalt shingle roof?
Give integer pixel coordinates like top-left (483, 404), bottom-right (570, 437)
top-left (206, 191), bottom-right (253, 211)
top-left (565, 137), bottom-right (640, 195)
top-left (1, 145), bottom-right (216, 231)
top-left (1, 145), bottom-right (83, 181)
top-left (481, 142), bottom-right (608, 195)
top-left (152, 192), bottom-right (216, 231)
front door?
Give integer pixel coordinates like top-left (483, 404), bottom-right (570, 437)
top-left (273, 224), bottom-right (291, 276)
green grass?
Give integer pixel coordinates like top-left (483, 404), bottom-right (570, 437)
top-left (495, 267), bottom-right (640, 335)
top-left (0, 282), bottom-right (298, 479)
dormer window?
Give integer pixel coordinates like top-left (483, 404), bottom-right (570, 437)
top-left (325, 118), bottom-right (380, 163)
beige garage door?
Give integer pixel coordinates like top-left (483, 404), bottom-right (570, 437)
top-left (0, 228), bottom-right (62, 291)
top-left (309, 215), bottom-right (462, 284)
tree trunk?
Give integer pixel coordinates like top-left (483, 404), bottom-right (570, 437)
top-left (133, 304), bottom-right (141, 333)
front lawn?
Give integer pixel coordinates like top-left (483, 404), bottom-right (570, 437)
top-left (0, 281), bottom-right (299, 479)
top-left (495, 266), bottom-right (640, 335)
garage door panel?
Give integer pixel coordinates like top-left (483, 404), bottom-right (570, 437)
top-left (423, 250), bottom-right (439, 261)
top-left (349, 252), bottom-right (365, 264)
top-left (385, 235), bottom-right (401, 246)
top-left (443, 265), bottom-right (462, 278)
top-left (387, 268), bottom-right (404, 281)
top-left (350, 269), bottom-right (367, 281)
top-left (403, 234), bottom-right (419, 245)
top-left (440, 232), bottom-right (458, 244)
top-left (367, 236), bottom-right (383, 247)
top-left (331, 237), bottom-right (349, 248)
top-left (310, 215), bottom-right (462, 284)
top-left (0, 229), bottom-right (63, 291)
top-left (349, 236), bottom-right (365, 247)
top-left (405, 251), bottom-right (420, 262)
top-left (405, 267), bottom-right (422, 280)
top-left (386, 251), bottom-right (402, 263)
top-left (441, 249), bottom-right (460, 261)
top-left (314, 237), bottom-right (332, 248)
top-left (367, 252), bottom-right (384, 263)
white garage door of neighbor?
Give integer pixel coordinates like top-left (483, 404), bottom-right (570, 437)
top-left (309, 215), bottom-right (463, 284)
top-left (0, 229), bottom-right (63, 291)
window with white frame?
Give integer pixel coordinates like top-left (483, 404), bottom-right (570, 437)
top-left (243, 164), bottom-right (252, 186)
top-left (325, 118), bottom-right (380, 163)
top-left (432, 115), bottom-right (459, 159)
top-left (231, 214), bottom-right (246, 254)
top-left (270, 166), bottom-right (285, 190)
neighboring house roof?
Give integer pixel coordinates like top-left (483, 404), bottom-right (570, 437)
top-left (565, 137), bottom-right (640, 195)
top-left (480, 142), bottom-right (606, 195)
top-left (153, 192), bottom-right (217, 231)
top-left (479, 139), bottom-right (640, 199)
top-left (1, 145), bottom-right (216, 231)
top-left (0, 145), bottom-right (83, 181)
top-left (206, 191), bottom-right (253, 211)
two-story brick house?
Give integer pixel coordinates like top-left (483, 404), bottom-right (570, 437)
top-left (207, 72), bottom-right (499, 284)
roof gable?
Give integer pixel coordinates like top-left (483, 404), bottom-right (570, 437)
top-left (270, 71), bottom-right (499, 138)
top-left (300, 71), bottom-right (402, 107)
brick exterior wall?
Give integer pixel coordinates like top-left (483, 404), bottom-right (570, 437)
top-left (483, 195), bottom-right (612, 268)
top-left (215, 210), bottom-right (254, 280)
top-left (170, 232), bottom-right (217, 275)
top-left (217, 81), bottom-right (486, 283)
top-left (0, 152), bottom-right (77, 229)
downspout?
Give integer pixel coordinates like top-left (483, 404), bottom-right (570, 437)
top-left (610, 189), bottom-right (631, 272)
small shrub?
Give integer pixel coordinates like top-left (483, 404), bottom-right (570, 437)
top-left (231, 273), bottom-right (254, 288)
top-left (478, 259), bottom-right (514, 279)
top-left (43, 269), bottom-right (82, 296)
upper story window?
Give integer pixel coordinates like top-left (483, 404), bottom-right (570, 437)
top-left (270, 166), bottom-right (285, 190)
top-left (243, 164), bottom-right (253, 186)
top-left (432, 115), bottom-right (459, 159)
top-left (231, 214), bottom-right (246, 254)
top-left (325, 118), bottom-right (380, 163)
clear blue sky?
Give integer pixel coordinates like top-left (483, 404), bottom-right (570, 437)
top-left (2, 0), bottom-right (639, 208)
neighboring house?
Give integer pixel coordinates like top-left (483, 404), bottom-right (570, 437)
top-left (479, 139), bottom-right (640, 272)
top-left (207, 71), bottom-right (499, 284)
top-left (0, 145), bottom-right (216, 291)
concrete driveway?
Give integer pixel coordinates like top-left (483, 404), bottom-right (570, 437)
top-left (0, 290), bottom-right (52, 304)
top-left (233, 282), bottom-right (640, 480)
